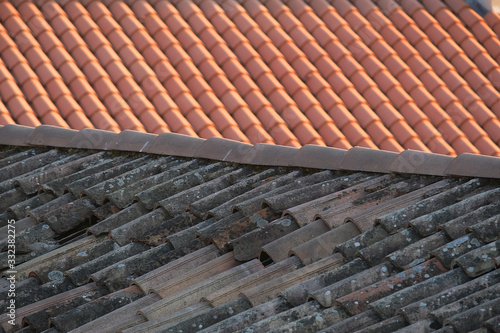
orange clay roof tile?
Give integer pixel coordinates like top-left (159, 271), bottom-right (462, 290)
top-left (0, 0), bottom-right (499, 157)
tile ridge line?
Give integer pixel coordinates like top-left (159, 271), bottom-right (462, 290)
top-left (0, 125), bottom-right (499, 179)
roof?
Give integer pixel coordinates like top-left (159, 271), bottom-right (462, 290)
top-left (1, 0), bottom-right (500, 157)
top-left (1, 124), bottom-right (500, 333)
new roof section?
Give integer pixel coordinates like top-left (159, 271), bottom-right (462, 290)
top-left (1, 0), bottom-right (500, 156)
top-left (0, 124), bottom-right (500, 333)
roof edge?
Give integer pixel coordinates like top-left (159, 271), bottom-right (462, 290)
top-left (0, 125), bottom-right (499, 179)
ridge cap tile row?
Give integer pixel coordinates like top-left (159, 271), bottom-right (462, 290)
top-left (0, 124), bottom-right (499, 179)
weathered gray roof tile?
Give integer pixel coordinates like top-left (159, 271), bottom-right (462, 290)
top-left (263, 172), bottom-right (368, 214)
top-left (281, 258), bottom-right (369, 307)
top-left (369, 268), bottom-right (468, 320)
top-left (285, 174), bottom-right (389, 227)
top-left (335, 225), bottom-right (390, 261)
top-left (134, 162), bottom-right (232, 210)
top-left (354, 315), bottom-right (407, 333)
top-left (8, 192), bottom-right (56, 220)
top-left (358, 228), bottom-right (422, 266)
top-left (64, 242), bottom-right (150, 286)
top-left (141, 259), bottom-right (263, 320)
top-left (0, 283), bottom-right (107, 332)
top-left (14, 151), bottom-right (94, 195)
top-left (188, 168), bottom-right (280, 219)
top-left (432, 234), bottom-right (485, 268)
top-left (157, 167), bottom-right (253, 217)
top-left (399, 269), bottom-right (500, 324)
top-left (44, 197), bottom-right (96, 234)
top-left (160, 297), bottom-right (253, 333)
top-left (132, 244), bottom-right (221, 294)
top-left (197, 297), bottom-right (292, 333)
top-left (232, 216), bottom-right (300, 262)
top-left (82, 156), bottom-right (172, 205)
top-left (86, 202), bottom-right (149, 236)
top-left (90, 241), bottom-right (177, 292)
top-left (68, 293), bottom-right (160, 333)
top-left (443, 297), bottom-right (500, 333)
top-left (386, 231), bottom-right (450, 270)
top-left (375, 178), bottom-right (479, 233)
top-left (484, 313), bottom-right (500, 332)
top-left (209, 170), bottom-right (303, 219)
top-left (104, 158), bottom-right (197, 209)
top-left (110, 209), bottom-right (196, 246)
top-left (240, 301), bottom-right (323, 333)
top-left (64, 155), bottom-right (149, 197)
top-left (310, 262), bottom-right (394, 308)
top-left (390, 319), bottom-right (442, 333)
top-left (50, 285), bottom-right (143, 332)
top-left (337, 258), bottom-right (449, 316)
top-left (468, 214), bottom-right (500, 243)
top-left (410, 188), bottom-right (500, 237)
top-left (440, 202), bottom-right (500, 240)
top-left (289, 222), bottom-right (360, 264)
top-left (270, 306), bottom-right (348, 333)
top-left (316, 309), bottom-right (380, 333)
top-left (452, 240), bottom-right (500, 277)
top-left (208, 208), bottom-right (281, 250)
top-left (21, 284), bottom-right (109, 332)
top-left (260, 219), bottom-right (330, 263)
top-left (430, 282), bottom-right (500, 326)
top-left (0, 149), bottom-right (65, 184)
